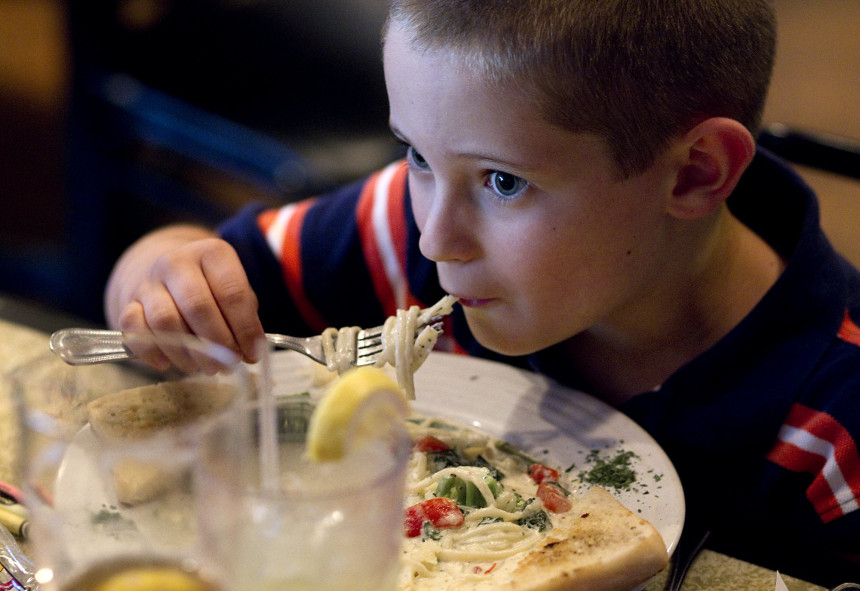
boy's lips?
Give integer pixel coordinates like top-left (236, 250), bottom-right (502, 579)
top-left (452, 295), bottom-right (495, 308)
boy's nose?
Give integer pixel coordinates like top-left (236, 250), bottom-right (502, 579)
top-left (417, 189), bottom-right (478, 264)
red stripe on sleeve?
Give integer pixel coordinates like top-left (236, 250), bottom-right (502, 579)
top-left (356, 170), bottom-right (399, 315)
top-left (388, 163), bottom-right (407, 268)
top-left (768, 441), bottom-right (843, 521)
top-left (277, 200), bottom-right (329, 332)
top-left (258, 208), bottom-right (278, 234)
top-left (386, 163), bottom-right (423, 309)
top-left (767, 404), bottom-right (860, 523)
top-left (837, 309), bottom-right (860, 347)
top-left (786, 405), bottom-right (860, 492)
top-left (359, 164), bottom-right (423, 314)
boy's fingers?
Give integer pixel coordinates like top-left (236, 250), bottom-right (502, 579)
top-left (122, 296), bottom-right (227, 374)
top-left (199, 245), bottom-right (266, 363)
top-left (116, 236), bottom-right (264, 367)
top-left (166, 271), bottom-right (243, 355)
top-left (214, 281), bottom-right (265, 363)
top-left (117, 301), bottom-right (170, 370)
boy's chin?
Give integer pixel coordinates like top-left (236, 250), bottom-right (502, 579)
top-left (464, 317), bottom-right (546, 358)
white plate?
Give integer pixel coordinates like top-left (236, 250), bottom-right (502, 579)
top-left (270, 351), bottom-right (685, 557)
top-left (54, 351), bottom-right (683, 561)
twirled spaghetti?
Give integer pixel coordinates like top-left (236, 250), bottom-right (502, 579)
top-left (399, 416), bottom-right (567, 590)
top-left (319, 295), bottom-right (458, 398)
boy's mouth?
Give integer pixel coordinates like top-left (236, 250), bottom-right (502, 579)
top-left (453, 297), bottom-right (495, 308)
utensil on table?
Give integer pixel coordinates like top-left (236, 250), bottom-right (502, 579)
top-left (664, 525), bottom-right (710, 591)
top-left (49, 317), bottom-right (443, 368)
top-left (0, 522), bottom-right (36, 590)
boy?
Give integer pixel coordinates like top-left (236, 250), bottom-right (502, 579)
top-left (105, 0), bottom-right (860, 584)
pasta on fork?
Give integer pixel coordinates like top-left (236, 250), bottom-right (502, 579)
top-left (320, 295), bottom-right (458, 399)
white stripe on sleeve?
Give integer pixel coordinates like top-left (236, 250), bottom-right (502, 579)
top-left (777, 424), bottom-right (860, 514)
top-left (372, 162), bottom-right (408, 308)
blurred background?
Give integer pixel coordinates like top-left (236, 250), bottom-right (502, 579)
top-left (0, 0), bottom-right (858, 330)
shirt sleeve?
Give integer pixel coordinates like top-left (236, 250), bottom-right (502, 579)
top-left (218, 161), bottom-right (442, 335)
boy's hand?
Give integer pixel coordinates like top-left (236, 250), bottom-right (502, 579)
top-left (105, 225), bottom-right (266, 368)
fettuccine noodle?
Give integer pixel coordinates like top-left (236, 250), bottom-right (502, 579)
top-left (399, 416), bottom-right (562, 590)
top-left (319, 295), bottom-right (458, 398)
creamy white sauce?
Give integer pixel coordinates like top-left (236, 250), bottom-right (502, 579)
top-left (399, 417), bottom-right (573, 591)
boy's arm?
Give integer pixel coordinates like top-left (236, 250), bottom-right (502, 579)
top-left (104, 224), bottom-right (266, 365)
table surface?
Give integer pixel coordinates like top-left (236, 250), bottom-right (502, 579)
top-left (0, 314), bottom-right (829, 591)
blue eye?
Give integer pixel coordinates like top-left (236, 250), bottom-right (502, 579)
top-left (407, 146), bottom-right (430, 170)
top-left (487, 171), bottom-right (527, 198)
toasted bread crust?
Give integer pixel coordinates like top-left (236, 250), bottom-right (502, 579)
top-left (86, 380), bottom-right (235, 441)
top-left (502, 487), bottom-right (668, 591)
top-left (85, 379), bottom-right (236, 504)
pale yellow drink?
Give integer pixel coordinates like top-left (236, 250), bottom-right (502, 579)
top-left (58, 557), bottom-right (223, 591)
top-left (198, 368), bottom-right (411, 591)
top-left (224, 441), bottom-right (405, 591)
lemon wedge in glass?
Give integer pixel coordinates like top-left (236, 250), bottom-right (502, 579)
top-left (306, 367), bottom-right (410, 461)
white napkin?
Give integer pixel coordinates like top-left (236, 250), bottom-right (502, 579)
top-left (775, 571), bottom-right (789, 591)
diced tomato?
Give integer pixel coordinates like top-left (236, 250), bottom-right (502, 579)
top-left (413, 435), bottom-right (451, 452)
top-left (537, 482), bottom-right (572, 513)
top-left (404, 507), bottom-right (425, 538)
top-left (403, 497), bottom-right (465, 537)
top-left (422, 497), bottom-right (465, 527)
top-left (403, 505), bottom-right (426, 538)
top-left (528, 463), bottom-right (560, 484)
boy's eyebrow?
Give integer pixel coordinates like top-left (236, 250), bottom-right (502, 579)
top-left (388, 123), bottom-right (537, 173)
top-left (454, 149), bottom-right (536, 173)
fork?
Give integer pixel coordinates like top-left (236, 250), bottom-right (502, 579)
top-left (49, 318), bottom-right (443, 368)
top-left (664, 526), bottom-right (710, 591)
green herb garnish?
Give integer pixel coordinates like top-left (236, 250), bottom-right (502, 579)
top-left (421, 521), bottom-right (442, 541)
top-left (577, 449), bottom-right (638, 492)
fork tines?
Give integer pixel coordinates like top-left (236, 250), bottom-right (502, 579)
top-left (355, 316), bottom-right (445, 363)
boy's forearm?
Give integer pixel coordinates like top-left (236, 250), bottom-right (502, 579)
top-left (104, 225), bottom-right (217, 329)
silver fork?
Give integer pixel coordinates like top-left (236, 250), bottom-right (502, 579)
top-left (664, 527), bottom-right (710, 591)
top-left (49, 318), bottom-right (443, 368)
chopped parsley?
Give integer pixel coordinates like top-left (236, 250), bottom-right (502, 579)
top-left (577, 449), bottom-right (639, 492)
top-left (421, 521), bottom-right (442, 541)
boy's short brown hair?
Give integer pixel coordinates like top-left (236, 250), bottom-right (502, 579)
top-left (386, 0), bottom-right (776, 178)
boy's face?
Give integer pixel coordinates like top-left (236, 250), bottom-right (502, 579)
top-left (384, 23), bottom-right (684, 356)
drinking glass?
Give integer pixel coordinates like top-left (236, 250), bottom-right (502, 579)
top-left (196, 395), bottom-right (411, 591)
top-left (11, 332), bottom-right (255, 591)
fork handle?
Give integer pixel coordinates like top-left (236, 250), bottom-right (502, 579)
top-left (50, 329), bottom-right (314, 366)
top-left (49, 328), bottom-right (134, 365)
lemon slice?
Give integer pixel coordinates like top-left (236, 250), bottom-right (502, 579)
top-left (93, 566), bottom-right (208, 591)
top-left (306, 367), bottom-right (410, 461)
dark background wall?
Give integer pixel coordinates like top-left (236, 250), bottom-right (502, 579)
top-left (1, 0), bottom-right (858, 327)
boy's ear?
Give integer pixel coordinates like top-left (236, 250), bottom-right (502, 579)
top-left (668, 117), bottom-right (756, 219)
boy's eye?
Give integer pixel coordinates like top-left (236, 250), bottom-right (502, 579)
top-left (407, 146), bottom-right (430, 169)
top-left (487, 171), bottom-right (527, 198)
